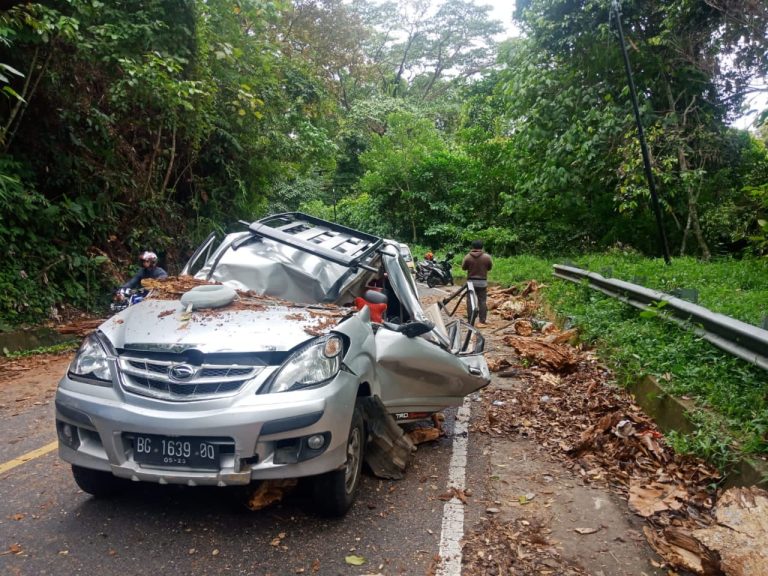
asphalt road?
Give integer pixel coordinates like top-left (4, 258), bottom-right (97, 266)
top-left (0, 394), bottom-right (490, 576)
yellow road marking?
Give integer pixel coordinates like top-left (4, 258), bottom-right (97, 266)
top-left (0, 440), bottom-right (58, 475)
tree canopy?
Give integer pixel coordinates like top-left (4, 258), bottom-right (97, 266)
top-left (0, 0), bottom-right (766, 324)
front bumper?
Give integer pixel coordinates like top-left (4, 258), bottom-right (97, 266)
top-left (55, 370), bottom-right (360, 487)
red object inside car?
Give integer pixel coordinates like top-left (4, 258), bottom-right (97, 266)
top-left (354, 297), bottom-right (386, 323)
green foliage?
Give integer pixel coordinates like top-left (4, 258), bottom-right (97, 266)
top-left (471, 254), bottom-right (555, 285)
top-left (557, 253), bottom-right (768, 324)
top-left (0, 156), bottom-right (114, 321)
top-left (665, 417), bottom-right (737, 472)
top-left (4, 340), bottom-right (79, 359)
top-left (743, 181), bottom-right (768, 255)
top-left (532, 255), bottom-right (768, 467)
top-left (1, 0), bottom-right (767, 330)
top-left (359, 110), bottom-right (450, 241)
top-left (638, 300), bottom-right (668, 319)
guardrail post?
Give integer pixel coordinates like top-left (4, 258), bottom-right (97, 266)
top-left (669, 288), bottom-right (698, 304)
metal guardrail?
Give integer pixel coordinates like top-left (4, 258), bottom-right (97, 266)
top-left (553, 264), bottom-right (768, 371)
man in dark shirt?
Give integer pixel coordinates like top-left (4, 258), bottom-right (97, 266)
top-left (120, 251), bottom-right (167, 291)
top-left (461, 240), bottom-right (493, 325)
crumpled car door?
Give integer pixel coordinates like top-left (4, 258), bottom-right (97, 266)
top-left (374, 324), bottom-right (489, 415)
top-left (373, 250), bottom-right (490, 416)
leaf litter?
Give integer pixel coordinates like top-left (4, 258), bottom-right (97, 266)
top-left (459, 282), bottom-right (767, 576)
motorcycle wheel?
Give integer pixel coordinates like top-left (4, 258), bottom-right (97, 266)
top-left (427, 274), bottom-right (437, 288)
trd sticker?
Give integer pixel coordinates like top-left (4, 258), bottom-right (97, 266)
top-left (394, 411), bottom-right (430, 420)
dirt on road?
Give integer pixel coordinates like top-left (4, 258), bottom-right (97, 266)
top-left (0, 352), bottom-right (70, 414)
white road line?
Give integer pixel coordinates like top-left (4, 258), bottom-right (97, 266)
top-left (436, 397), bottom-right (471, 576)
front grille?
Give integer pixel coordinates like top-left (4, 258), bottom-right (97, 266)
top-left (118, 356), bottom-right (264, 401)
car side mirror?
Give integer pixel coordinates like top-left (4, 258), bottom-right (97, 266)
top-left (383, 320), bottom-right (434, 338)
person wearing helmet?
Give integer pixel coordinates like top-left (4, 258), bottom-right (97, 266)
top-left (120, 251), bottom-right (168, 291)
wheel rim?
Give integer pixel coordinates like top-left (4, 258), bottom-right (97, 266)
top-left (344, 426), bottom-right (362, 494)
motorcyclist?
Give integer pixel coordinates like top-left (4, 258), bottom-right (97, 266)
top-left (118, 251), bottom-right (167, 295)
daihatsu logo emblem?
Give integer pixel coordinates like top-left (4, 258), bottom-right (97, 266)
top-left (168, 364), bottom-right (195, 381)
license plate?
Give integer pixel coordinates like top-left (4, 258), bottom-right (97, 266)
top-left (132, 434), bottom-right (220, 470)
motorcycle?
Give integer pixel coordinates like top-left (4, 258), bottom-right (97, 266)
top-left (110, 287), bottom-right (149, 314)
top-left (415, 259), bottom-right (437, 283)
top-left (419, 253), bottom-right (454, 288)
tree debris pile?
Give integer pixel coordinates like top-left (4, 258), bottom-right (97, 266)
top-left (468, 281), bottom-right (768, 575)
top-left (55, 276), bottom-right (348, 337)
top-left (461, 517), bottom-right (588, 575)
top-left (487, 281), bottom-right (542, 320)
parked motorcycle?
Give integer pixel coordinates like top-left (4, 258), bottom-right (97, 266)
top-left (110, 287), bottom-right (149, 314)
top-left (418, 253), bottom-right (454, 287)
top-left (415, 259), bottom-right (437, 283)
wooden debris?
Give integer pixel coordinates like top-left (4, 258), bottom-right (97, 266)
top-left (692, 487), bottom-right (768, 576)
top-left (520, 280), bottom-right (540, 298)
top-left (245, 479), bottom-right (298, 511)
top-left (470, 279), bottom-right (726, 575)
top-left (502, 334), bottom-right (578, 373)
top-left (407, 427), bottom-right (441, 445)
top-left (643, 526), bottom-right (719, 575)
top-left (360, 396), bottom-right (416, 480)
top-left (56, 318), bottom-right (105, 337)
top-left (541, 322), bottom-right (558, 335)
top-left (543, 327), bottom-right (578, 345)
top-left (486, 356), bottom-right (512, 372)
top-left (628, 479), bottom-right (688, 517)
top-left (513, 319), bottom-right (533, 336)
top-left (496, 299), bottom-right (529, 320)
top-left (488, 286), bottom-right (519, 297)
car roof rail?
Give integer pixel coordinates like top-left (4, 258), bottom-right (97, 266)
top-left (248, 212), bottom-right (383, 272)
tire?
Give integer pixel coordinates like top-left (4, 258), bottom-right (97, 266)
top-left (427, 274), bottom-right (438, 288)
top-left (180, 284), bottom-right (237, 310)
top-left (71, 465), bottom-right (123, 498)
top-left (312, 402), bottom-right (365, 517)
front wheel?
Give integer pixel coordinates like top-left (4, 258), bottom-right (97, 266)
top-left (71, 465), bottom-right (124, 498)
top-left (427, 274), bottom-right (438, 288)
top-left (312, 402), bottom-right (365, 517)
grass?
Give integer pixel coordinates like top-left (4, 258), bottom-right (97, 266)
top-left (466, 252), bottom-right (768, 471)
top-left (3, 341), bottom-right (80, 359)
top-left (556, 251), bottom-right (768, 325)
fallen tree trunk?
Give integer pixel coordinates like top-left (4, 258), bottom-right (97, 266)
top-left (360, 396), bottom-right (416, 480)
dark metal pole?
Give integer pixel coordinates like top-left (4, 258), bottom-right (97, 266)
top-left (610, 0), bottom-right (671, 264)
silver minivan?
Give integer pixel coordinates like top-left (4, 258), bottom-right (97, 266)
top-left (55, 213), bottom-right (489, 516)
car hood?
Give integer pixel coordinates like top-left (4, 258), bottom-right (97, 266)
top-left (99, 299), bottom-right (346, 354)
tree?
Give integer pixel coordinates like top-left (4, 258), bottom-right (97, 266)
top-left (510, 0), bottom-right (768, 257)
top-left (359, 110), bottom-right (449, 241)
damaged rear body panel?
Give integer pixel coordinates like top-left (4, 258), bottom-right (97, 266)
top-left (55, 213), bottom-right (489, 515)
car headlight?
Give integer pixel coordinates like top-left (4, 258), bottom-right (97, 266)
top-left (68, 333), bottom-right (112, 384)
top-left (265, 335), bottom-right (343, 393)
